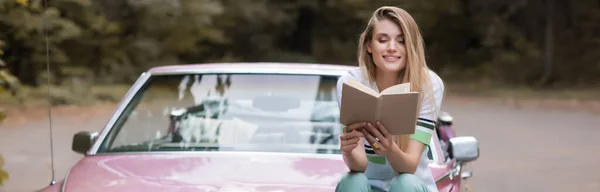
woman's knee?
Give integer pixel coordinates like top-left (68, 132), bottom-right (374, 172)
top-left (389, 173), bottom-right (429, 192)
top-left (340, 172), bottom-right (369, 182)
top-left (335, 172), bottom-right (370, 192)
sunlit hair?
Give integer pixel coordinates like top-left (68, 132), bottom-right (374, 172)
top-left (357, 6), bottom-right (438, 151)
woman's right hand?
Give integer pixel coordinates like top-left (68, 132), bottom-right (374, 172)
top-left (339, 122), bottom-right (367, 154)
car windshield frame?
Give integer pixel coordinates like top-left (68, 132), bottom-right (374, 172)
top-left (93, 71), bottom-right (346, 155)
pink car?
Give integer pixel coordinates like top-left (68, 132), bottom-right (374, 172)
top-left (37, 63), bottom-right (479, 192)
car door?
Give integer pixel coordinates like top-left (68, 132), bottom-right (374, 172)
top-left (429, 130), bottom-right (460, 192)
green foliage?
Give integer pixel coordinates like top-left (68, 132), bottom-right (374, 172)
top-left (0, 155), bottom-right (7, 186)
top-left (0, 0), bottom-right (84, 86)
top-left (0, 0), bottom-right (598, 87)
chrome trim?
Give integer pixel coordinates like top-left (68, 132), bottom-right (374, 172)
top-left (461, 171), bottom-right (472, 179)
top-left (449, 136), bottom-right (479, 162)
top-left (438, 111), bottom-right (453, 123)
top-left (435, 161), bottom-right (464, 183)
top-left (88, 72), bottom-right (151, 155)
top-left (148, 64), bottom-right (352, 77)
top-left (60, 167), bottom-right (72, 192)
top-left (435, 170), bottom-right (453, 183)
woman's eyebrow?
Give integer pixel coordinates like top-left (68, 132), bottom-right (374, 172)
top-left (374, 33), bottom-right (404, 37)
top-left (374, 33), bottom-right (390, 37)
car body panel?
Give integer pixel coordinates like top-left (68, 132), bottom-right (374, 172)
top-left (60, 152), bottom-right (346, 192)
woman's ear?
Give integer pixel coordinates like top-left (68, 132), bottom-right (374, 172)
top-left (366, 41), bottom-right (372, 53)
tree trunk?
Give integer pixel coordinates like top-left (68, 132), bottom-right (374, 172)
top-left (540, 0), bottom-right (554, 86)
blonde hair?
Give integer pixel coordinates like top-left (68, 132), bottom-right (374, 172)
top-left (357, 6), bottom-right (436, 151)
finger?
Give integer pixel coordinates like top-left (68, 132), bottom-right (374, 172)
top-left (348, 122), bottom-right (367, 132)
top-left (376, 121), bottom-right (391, 137)
top-left (348, 130), bottom-right (365, 138)
top-left (361, 129), bottom-right (377, 146)
top-left (366, 123), bottom-right (385, 142)
top-left (374, 149), bottom-right (383, 156)
top-left (341, 136), bottom-right (360, 146)
top-left (340, 133), bottom-right (359, 142)
top-left (340, 138), bottom-right (358, 149)
top-left (339, 131), bottom-right (363, 142)
top-left (341, 144), bottom-right (358, 152)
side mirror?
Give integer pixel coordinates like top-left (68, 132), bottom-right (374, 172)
top-left (449, 136), bottom-right (479, 163)
top-left (72, 131), bottom-right (98, 155)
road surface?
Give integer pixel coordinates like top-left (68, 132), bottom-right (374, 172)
top-left (0, 97), bottom-right (599, 192)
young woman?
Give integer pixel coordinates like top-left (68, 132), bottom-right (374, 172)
top-left (335, 6), bottom-right (445, 192)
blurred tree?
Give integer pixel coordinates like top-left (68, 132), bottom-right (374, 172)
top-left (470, 0), bottom-right (543, 84)
top-left (549, 0), bottom-right (600, 86)
top-left (15, 0), bottom-right (27, 6)
top-left (0, 39), bottom-right (4, 64)
top-left (0, 0), bottom-right (597, 88)
top-left (0, 38), bottom-right (8, 187)
top-left (0, 40), bottom-right (3, 126)
top-left (0, 39), bottom-right (22, 101)
top-left (210, 0), bottom-right (301, 62)
top-left (0, 154), bottom-right (7, 187)
top-left (0, 0), bottom-right (82, 86)
top-left (49, 0), bottom-right (123, 83)
top-left (125, 0), bottom-right (226, 68)
top-left (90, 0), bottom-right (228, 83)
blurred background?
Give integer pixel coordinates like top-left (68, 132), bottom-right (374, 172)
top-left (0, 0), bottom-right (599, 191)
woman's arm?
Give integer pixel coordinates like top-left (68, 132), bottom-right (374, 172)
top-left (340, 124), bottom-right (369, 172)
top-left (386, 138), bottom-right (424, 174)
top-left (342, 133), bottom-right (368, 172)
top-left (363, 122), bottom-right (424, 174)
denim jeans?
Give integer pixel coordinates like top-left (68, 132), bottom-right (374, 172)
top-left (335, 172), bottom-right (431, 192)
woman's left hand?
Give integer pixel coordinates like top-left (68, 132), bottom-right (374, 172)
top-left (362, 121), bottom-right (399, 157)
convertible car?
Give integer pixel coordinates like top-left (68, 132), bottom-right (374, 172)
top-left (37, 63), bottom-right (479, 192)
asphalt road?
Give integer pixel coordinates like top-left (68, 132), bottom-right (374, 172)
top-left (0, 97), bottom-right (599, 192)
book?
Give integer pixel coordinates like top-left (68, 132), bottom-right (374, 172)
top-left (339, 79), bottom-right (420, 135)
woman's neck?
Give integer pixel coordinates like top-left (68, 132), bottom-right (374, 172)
top-left (375, 69), bottom-right (399, 92)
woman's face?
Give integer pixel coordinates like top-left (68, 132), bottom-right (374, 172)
top-left (367, 19), bottom-right (407, 73)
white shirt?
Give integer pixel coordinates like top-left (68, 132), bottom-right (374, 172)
top-left (336, 67), bottom-right (444, 192)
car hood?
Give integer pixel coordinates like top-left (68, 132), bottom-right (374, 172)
top-left (63, 152), bottom-right (348, 192)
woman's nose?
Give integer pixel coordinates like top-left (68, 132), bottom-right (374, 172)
top-left (387, 42), bottom-right (397, 52)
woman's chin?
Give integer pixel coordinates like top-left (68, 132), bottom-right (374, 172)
top-left (379, 63), bottom-right (405, 73)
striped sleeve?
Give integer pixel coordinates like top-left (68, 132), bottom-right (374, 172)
top-left (410, 71), bottom-right (445, 146)
top-left (411, 118), bottom-right (436, 145)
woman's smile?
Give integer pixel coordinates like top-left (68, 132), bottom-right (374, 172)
top-left (383, 55), bottom-right (401, 62)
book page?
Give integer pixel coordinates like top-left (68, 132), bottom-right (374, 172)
top-left (378, 92), bottom-right (419, 135)
top-left (346, 79), bottom-right (379, 97)
top-left (339, 82), bottom-right (378, 126)
top-left (380, 82), bottom-right (411, 95)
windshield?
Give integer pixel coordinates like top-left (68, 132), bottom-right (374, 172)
top-left (98, 73), bottom-right (342, 154)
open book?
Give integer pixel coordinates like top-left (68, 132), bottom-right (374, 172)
top-left (340, 79), bottom-right (420, 135)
